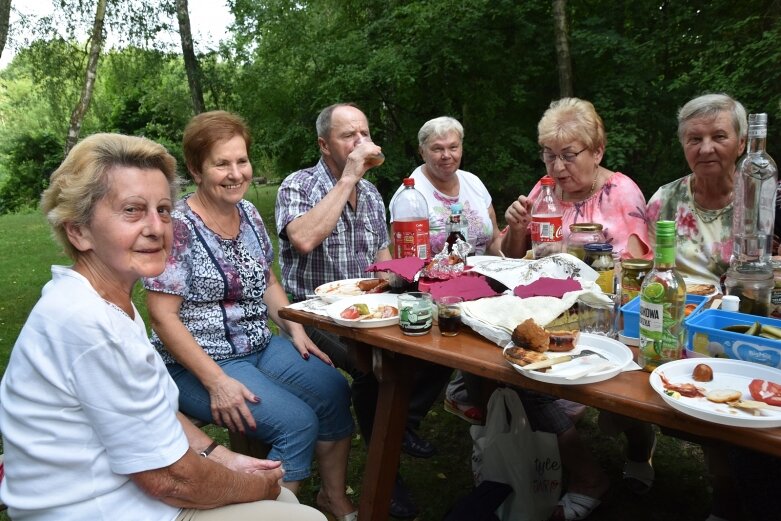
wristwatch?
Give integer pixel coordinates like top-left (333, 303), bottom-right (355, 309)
top-left (199, 441), bottom-right (220, 458)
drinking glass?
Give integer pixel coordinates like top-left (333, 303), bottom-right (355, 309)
top-left (577, 293), bottom-right (618, 338)
top-left (436, 296), bottom-right (463, 337)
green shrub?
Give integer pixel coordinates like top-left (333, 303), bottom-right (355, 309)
top-left (0, 133), bottom-right (63, 214)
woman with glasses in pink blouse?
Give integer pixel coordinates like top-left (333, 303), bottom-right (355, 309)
top-left (502, 97), bottom-right (650, 260)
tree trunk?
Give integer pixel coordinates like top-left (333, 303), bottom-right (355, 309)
top-left (176, 0), bottom-right (205, 114)
top-left (64, 0), bottom-right (106, 156)
top-left (0, 0), bottom-right (11, 62)
top-left (552, 0), bottom-right (573, 98)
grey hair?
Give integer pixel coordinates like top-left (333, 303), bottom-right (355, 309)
top-left (417, 116), bottom-right (464, 147)
top-left (677, 93), bottom-right (747, 142)
top-left (315, 102), bottom-right (360, 138)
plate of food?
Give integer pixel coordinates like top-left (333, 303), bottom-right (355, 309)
top-left (314, 277), bottom-right (390, 303)
top-left (502, 319), bottom-right (633, 385)
top-left (325, 294), bottom-right (400, 328)
top-left (682, 280), bottom-right (719, 297)
top-left (649, 358), bottom-right (781, 428)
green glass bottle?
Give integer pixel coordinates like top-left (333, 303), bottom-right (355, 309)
top-left (638, 220), bottom-right (687, 371)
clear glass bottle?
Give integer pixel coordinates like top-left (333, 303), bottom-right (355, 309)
top-left (726, 113), bottom-right (778, 316)
top-left (445, 202), bottom-right (469, 255)
top-left (391, 178), bottom-right (430, 260)
top-left (638, 221), bottom-right (686, 372)
top-left (531, 176), bottom-right (564, 259)
top-left (566, 223), bottom-right (605, 260)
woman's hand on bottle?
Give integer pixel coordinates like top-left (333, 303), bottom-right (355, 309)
top-left (505, 195), bottom-right (532, 233)
top-left (207, 375), bottom-right (259, 433)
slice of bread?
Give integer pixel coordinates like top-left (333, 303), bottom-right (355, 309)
top-left (706, 389), bottom-right (743, 403)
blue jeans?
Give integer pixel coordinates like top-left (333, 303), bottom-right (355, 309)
top-left (169, 336), bottom-right (354, 481)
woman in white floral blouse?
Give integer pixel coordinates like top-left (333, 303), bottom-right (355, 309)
top-left (646, 93), bottom-right (747, 285)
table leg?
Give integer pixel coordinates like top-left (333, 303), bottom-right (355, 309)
top-left (357, 347), bottom-right (412, 520)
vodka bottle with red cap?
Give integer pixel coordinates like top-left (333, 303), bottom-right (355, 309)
top-left (391, 178), bottom-right (430, 259)
top-left (531, 176), bottom-right (564, 258)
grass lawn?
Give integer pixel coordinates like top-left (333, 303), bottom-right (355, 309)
top-left (0, 184), bottom-right (727, 520)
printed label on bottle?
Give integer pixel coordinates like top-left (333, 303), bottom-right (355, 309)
top-left (393, 219), bottom-right (430, 259)
top-left (531, 216), bottom-right (563, 243)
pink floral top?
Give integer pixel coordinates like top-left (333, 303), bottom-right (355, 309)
top-left (527, 171), bottom-right (650, 260)
top-left (646, 174), bottom-right (732, 285)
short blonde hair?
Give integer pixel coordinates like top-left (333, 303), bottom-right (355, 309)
top-left (41, 133), bottom-right (179, 259)
top-left (418, 116), bottom-right (464, 147)
top-left (537, 97), bottom-right (606, 151)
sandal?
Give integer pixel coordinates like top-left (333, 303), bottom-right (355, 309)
top-left (623, 437), bottom-right (656, 495)
top-left (444, 397), bottom-right (484, 425)
top-left (555, 492), bottom-right (601, 521)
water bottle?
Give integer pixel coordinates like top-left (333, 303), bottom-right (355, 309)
top-left (531, 176), bottom-right (564, 258)
top-left (445, 202), bottom-right (468, 254)
top-left (391, 178), bottom-right (430, 259)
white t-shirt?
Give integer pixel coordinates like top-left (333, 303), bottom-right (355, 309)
top-left (0, 266), bottom-right (188, 520)
top-left (390, 166), bottom-right (494, 255)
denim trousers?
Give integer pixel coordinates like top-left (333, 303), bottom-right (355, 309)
top-left (169, 335), bottom-right (354, 481)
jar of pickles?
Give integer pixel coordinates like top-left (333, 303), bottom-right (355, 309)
top-left (566, 223), bottom-right (605, 260)
top-left (583, 243), bottom-right (615, 294)
top-left (621, 258), bottom-right (653, 305)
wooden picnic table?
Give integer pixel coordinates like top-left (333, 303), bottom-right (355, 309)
top-left (279, 305), bottom-right (781, 520)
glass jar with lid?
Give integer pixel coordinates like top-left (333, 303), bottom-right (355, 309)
top-left (566, 223), bottom-right (605, 260)
top-left (584, 242), bottom-right (615, 294)
top-left (621, 258), bottom-right (653, 305)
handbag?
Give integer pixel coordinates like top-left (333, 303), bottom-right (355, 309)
top-left (471, 387), bottom-right (562, 521)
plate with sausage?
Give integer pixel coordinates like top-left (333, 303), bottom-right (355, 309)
top-left (325, 294), bottom-right (400, 328)
top-left (649, 358), bottom-right (781, 428)
top-left (314, 278), bottom-right (390, 303)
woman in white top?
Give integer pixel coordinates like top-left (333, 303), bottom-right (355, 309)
top-left (0, 133), bottom-right (325, 521)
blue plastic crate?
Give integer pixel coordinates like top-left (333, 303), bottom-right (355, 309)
top-left (620, 294), bottom-right (708, 339)
top-left (685, 309), bottom-right (781, 368)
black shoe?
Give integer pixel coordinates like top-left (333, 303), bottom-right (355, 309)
top-left (390, 476), bottom-right (419, 519)
top-left (401, 427), bottom-right (436, 458)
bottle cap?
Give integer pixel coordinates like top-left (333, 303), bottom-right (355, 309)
top-left (403, 178), bottom-right (415, 187)
top-left (541, 176), bottom-right (555, 186)
top-left (450, 202), bottom-right (462, 214)
top-left (721, 295), bottom-right (740, 312)
top-left (655, 220), bottom-right (676, 241)
top-left (748, 113), bottom-right (768, 126)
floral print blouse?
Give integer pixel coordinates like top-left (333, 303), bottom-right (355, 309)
top-left (646, 174), bottom-right (732, 285)
top-left (144, 196), bottom-right (274, 363)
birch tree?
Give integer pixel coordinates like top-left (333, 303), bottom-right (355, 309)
top-left (176, 0), bottom-right (204, 114)
top-left (0, 0), bottom-right (10, 61)
top-left (64, 0), bottom-right (106, 155)
top-left (552, 0), bottom-right (573, 98)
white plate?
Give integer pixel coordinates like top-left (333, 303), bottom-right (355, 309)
top-left (650, 358), bottom-right (781, 429)
top-left (315, 278), bottom-right (380, 303)
top-left (504, 333), bottom-right (634, 385)
top-left (325, 294), bottom-right (400, 328)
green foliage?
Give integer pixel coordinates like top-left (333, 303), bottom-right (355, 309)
top-left (0, 132), bottom-right (62, 213)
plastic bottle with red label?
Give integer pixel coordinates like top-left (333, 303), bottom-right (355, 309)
top-left (391, 178), bottom-right (430, 259)
top-left (530, 176), bottom-right (564, 259)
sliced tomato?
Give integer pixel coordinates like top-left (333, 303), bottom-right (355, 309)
top-left (340, 305), bottom-right (361, 320)
top-left (748, 379), bottom-right (781, 407)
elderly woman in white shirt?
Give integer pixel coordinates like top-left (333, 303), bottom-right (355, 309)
top-left (0, 133), bottom-right (325, 521)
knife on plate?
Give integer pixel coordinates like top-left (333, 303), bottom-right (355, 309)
top-left (522, 349), bottom-right (606, 371)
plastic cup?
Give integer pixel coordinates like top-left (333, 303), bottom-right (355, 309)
top-left (437, 296), bottom-right (463, 337)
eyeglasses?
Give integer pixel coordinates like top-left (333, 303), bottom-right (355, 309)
top-left (540, 147), bottom-right (588, 164)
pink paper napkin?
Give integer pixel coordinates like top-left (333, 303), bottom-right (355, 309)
top-left (427, 274), bottom-right (501, 302)
top-left (513, 277), bottom-right (582, 299)
top-left (365, 257), bottom-right (425, 282)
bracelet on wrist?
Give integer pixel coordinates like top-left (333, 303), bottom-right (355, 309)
top-left (199, 441), bottom-right (220, 458)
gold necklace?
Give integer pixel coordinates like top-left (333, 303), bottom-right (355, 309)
top-left (193, 193), bottom-right (239, 239)
top-left (559, 173), bottom-right (598, 202)
top-left (690, 178), bottom-right (732, 224)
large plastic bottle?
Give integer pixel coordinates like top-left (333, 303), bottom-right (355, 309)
top-left (531, 176), bottom-right (564, 258)
top-left (391, 178), bottom-right (430, 259)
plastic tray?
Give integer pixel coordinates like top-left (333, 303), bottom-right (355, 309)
top-left (621, 294), bottom-right (708, 339)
